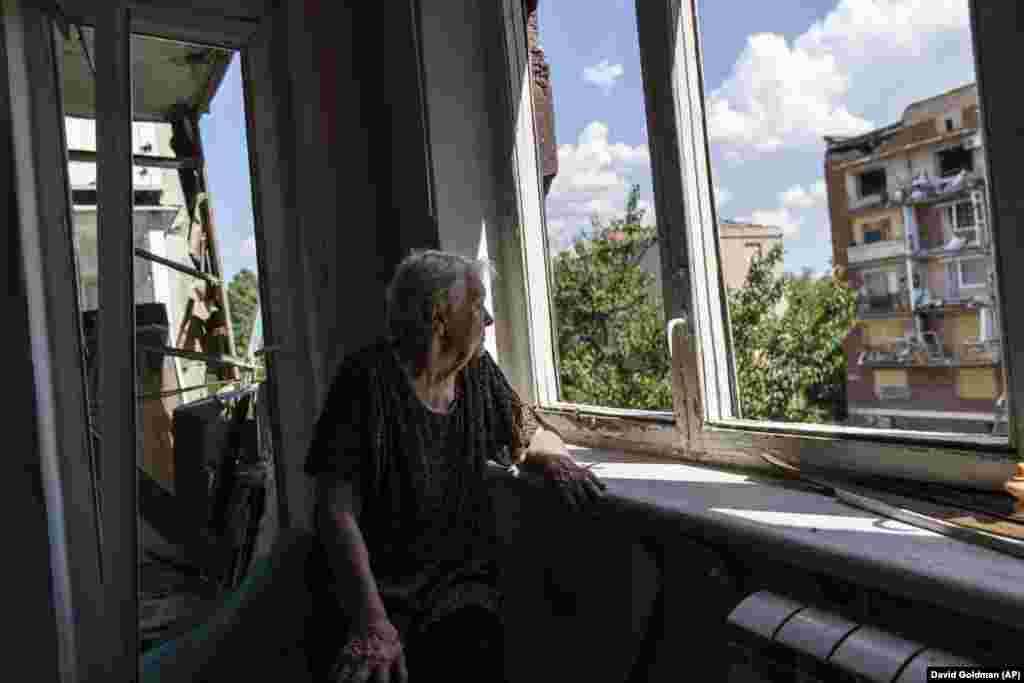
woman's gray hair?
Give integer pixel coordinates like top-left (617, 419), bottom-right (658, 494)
top-left (385, 249), bottom-right (497, 373)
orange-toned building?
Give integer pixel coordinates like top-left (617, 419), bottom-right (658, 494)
top-left (824, 84), bottom-right (1003, 434)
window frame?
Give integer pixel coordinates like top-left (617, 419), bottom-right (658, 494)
top-left (957, 255), bottom-right (988, 289)
top-left (936, 143), bottom-right (975, 178)
top-left (500, 0), bottom-right (1019, 490)
top-left (858, 167), bottom-right (888, 199)
top-left (6, 2), bottom-right (308, 679)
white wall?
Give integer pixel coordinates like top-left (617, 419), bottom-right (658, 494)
top-left (419, 0), bottom-right (506, 363)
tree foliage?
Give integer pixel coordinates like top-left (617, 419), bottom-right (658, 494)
top-left (728, 245), bottom-right (857, 423)
top-left (227, 268), bottom-right (259, 357)
top-left (551, 185), bottom-right (673, 410)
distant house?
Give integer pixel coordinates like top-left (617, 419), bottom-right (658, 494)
top-left (636, 220), bottom-right (784, 301)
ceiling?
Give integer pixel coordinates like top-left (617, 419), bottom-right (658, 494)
top-left (60, 25), bottom-right (234, 122)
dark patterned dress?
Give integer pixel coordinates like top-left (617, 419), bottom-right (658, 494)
top-left (303, 338), bottom-right (556, 670)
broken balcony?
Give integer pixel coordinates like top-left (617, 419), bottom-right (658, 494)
top-left (847, 238), bottom-right (908, 265)
top-left (856, 290), bottom-right (911, 316)
top-left (859, 334), bottom-right (1001, 368)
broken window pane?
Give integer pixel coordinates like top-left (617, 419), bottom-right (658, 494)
top-left (858, 169), bottom-right (887, 198)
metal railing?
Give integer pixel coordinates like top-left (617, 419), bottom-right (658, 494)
top-left (857, 291), bottom-right (910, 315)
top-left (859, 336), bottom-right (1002, 367)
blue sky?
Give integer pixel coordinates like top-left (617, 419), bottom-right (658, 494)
top-left (199, 54), bottom-right (257, 287)
top-left (204, 0), bottom-right (977, 283)
top-left (538, 0), bottom-right (976, 274)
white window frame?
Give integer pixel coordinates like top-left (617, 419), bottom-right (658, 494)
top-left (957, 256), bottom-right (988, 289)
top-left (942, 199), bottom-right (977, 243)
top-left (6, 2), bottom-right (311, 680)
top-left (499, 0), bottom-right (1019, 490)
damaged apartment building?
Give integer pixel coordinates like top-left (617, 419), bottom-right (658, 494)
top-left (9, 1), bottom-right (1024, 682)
top-left (826, 84), bottom-right (1004, 435)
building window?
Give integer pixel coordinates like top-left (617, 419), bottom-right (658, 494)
top-left (946, 117), bottom-right (955, 132)
top-left (858, 168), bottom-right (887, 198)
top-left (745, 242), bottom-right (762, 263)
top-left (945, 200), bottom-right (977, 242)
top-left (937, 145), bottom-right (974, 177)
top-left (958, 257), bottom-right (987, 288)
top-left (862, 218), bottom-right (891, 244)
top-left (863, 270), bottom-right (890, 297)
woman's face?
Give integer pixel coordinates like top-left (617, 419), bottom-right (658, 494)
top-left (445, 272), bottom-right (493, 364)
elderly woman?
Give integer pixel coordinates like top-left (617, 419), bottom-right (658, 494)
top-left (304, 250), bottom-right (606, 682)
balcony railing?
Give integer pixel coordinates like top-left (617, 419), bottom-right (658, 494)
top-left (858, 336), bottom-right (1002, 367)
top-left (848, 191), bottom-right (889, 212)
top-left (857, 291), bottom-right (910, 315)
top-left (848, 239), bottom-right (907, 264)
top-left (892, 169), bottom-right (981, 206)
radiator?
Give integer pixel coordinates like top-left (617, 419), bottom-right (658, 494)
top-left (726, 591), bottom-right (976, 682)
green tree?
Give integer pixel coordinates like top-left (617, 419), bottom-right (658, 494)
top-left (728, 245), bottom-right (857, 423)
top-left (227, 268), bottom-right (259, 358)
top-left (551, 185), bottom-right (673, 410)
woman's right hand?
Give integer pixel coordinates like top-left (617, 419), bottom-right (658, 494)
top-left (330, 618), bottom-right (409, 683)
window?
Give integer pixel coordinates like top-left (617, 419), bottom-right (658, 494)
top-left (858, 169), bottom-right (887, 198)
top-left (959, 257), bottom-right (987, 288)
top-left (945, 200), bottom-right (977, 242)
top-left (938, 145), bottom-right (974, 177)
top-left (864, 270), bottom-right (890, 297)
top-left (6, 4), bottom-right (288, 675)
top-left (531, 0), bottom-right (672, 412)
top-left (504, 0), bottom-right (1017, 481)
top-left (947, 200), bottom-right (975, 229)
top-left (946, 117), bottom-right (955, 132)
top-left (745, 242), bottom-right (762, 263)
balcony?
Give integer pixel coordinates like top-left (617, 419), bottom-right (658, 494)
top-left (856, 291), bottom-right (911, 316)
top-left (848, 191), bottom-right (889, 212)
top-left (847, 239), bottom-right (907, 264)
top-left (858, 335), bottom-right (1002, 367)
top-left (892, 170), bottom-right (983, 207)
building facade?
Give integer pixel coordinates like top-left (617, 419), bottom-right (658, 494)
top-left (635, 220), bottom-right (784, 302)
top-left (717, 220), bottom-right (785, 292)
top-left (825, 84), bottom-right (1003, 434)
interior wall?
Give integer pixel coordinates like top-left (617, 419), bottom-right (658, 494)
top-left (419, 0), bottom-right (504, 362)
top-left (257, 0), bottom-right (447, 528)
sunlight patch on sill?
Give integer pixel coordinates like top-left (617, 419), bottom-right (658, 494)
top-left (572, 459), bottom-right (755, 484)
top-left (711, 508), bottom-right (943, 536)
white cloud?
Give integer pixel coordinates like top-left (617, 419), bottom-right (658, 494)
top-left (780, 179), bottom-right (827, 210)
top-left (546, 120), bottom-right (652, 252)
top-left (742, 207), bottom-right (803, 238)
top-left (743, 179), bottom-right (830, 237)
top-left (707, 0), bottom-right (971, 159)
top-left (583, 60), bottom-right (625, 94)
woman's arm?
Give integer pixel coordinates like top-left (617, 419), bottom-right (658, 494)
top-left (315, 474), bottom-right (390, 629)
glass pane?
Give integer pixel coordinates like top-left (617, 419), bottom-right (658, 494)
top-left (532, 3), bottom-right (672, 411)
top-left (60, 23), bottom-right (102, 500)
top-left (698, 0), bottom-right (1005, 436)
top-left (131, 33), bottom-right (272, 653)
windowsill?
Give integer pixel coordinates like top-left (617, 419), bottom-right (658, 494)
top-left (489, 446), bottom-right (1024, 631)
